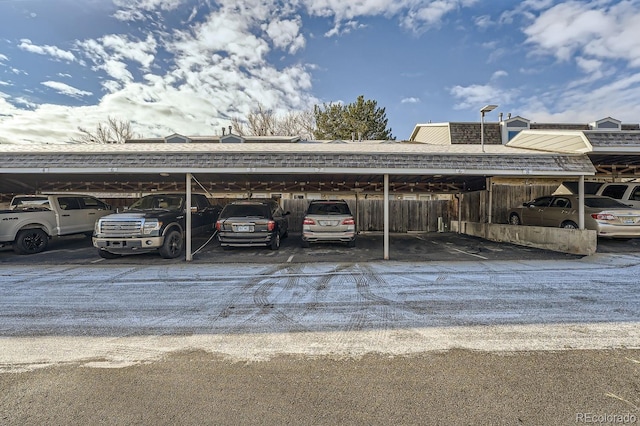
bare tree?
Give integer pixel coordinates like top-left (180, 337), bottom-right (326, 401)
top-left (278, 110), bottom-right (315, 140)
top-left (231, 105), bottom-right (316, 140)
top-left (71, 116), bottom-right (140, 144)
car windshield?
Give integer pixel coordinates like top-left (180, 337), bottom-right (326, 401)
top-left (220, 204), bottom-right (269, 218)
top-left (584, 197), bottom-right (632, 209)
top-left (307, 202), bottom-right (351, 215)
top-left (129, 195), bottom-right (184, 211)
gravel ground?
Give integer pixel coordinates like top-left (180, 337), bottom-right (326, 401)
top-left (2, 349), bottom-right (639, 425)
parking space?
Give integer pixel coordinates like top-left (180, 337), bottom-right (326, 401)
top-left (595, 236), bottom-right (640, 253)
top-left (1, 231), bottom-right (616, 265)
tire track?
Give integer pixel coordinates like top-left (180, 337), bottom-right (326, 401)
top-left (352, 264), bottom-right (430, 316)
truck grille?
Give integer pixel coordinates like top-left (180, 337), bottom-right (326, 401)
top-left (99, 220), bottom-right (143, 237)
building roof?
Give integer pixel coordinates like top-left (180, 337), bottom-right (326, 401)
top-left (505, 130), bottom-right (640, 154)
top-left (0, 142), bottom-right (594, 176)
top-left (0, 141), bottom-right (595, 195)
top-left (505, 130), bottom-right (592, 153)
top-left (409, 122), bottom-right (503, 145)
top-left (584, 131), bottom-right (640, 151)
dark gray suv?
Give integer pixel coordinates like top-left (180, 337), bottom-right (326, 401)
top-left (216, 199), bottom-right (290, 250)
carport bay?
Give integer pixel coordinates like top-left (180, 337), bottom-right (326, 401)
top-left (0, 143), bottom-right (595, 259)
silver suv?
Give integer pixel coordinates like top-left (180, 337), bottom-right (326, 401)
top-left (301, 200), bottom-right (356, 247)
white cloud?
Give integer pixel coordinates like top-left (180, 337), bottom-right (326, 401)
top-left (41, 81), bottom-right (93, 99)
top-left (302, 0), bottom-right (478, 36)
top-left (491, 70), bottom-right (508, 80)
top-left (401, 97), bottom-right (420, 104)
top-left (493, 0), bottom-right (640, 125)
top-left (112, 0), bottom-right (184, 21)
top-left (0, 0), bottom-right (322, 143)
top-left (474, 14), bottom-right (492, 29)
top-left (524, 1), bottom-right (640, 67)
top-left (263, 18), bottom-right (306, 54)
top-left (449, 83), bottom-right (516, 110)
top-left (18, 39), bottom-right (76, 62)
top-left (0, 0), bottom-right (500, 144)
top-left (519, 72), bottom-right (640, 123)
top-left (76, 34), bottom-right (157, 87)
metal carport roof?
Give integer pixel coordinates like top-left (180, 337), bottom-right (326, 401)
top-left (507, 130), bottom-right (640, 177)
top-left (0, 142), bottom-right (596, 195)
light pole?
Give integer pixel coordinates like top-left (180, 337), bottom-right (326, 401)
top-left (480, 104), bottom-right (498, 153)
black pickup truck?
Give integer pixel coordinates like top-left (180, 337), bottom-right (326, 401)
top-left (92, 193), bottom-right (221, 259)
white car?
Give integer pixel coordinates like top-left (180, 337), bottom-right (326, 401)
top-left (301, 200), bottom-right (356, 247)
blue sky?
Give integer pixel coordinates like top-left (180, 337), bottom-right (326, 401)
top-left (1, 0), bottom-right (640, 144)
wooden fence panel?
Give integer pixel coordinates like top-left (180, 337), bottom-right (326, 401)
top-left (281, 199), bottom-right (452, 233)
top-left (491, 184), bottom-right (559, 224)
top-left (457, 184), bottom-right (560, 224)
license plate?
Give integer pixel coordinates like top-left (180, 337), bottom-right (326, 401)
top-left (319, 220), bottom-right (338, 226)
top-left (235, 225), bottom-right (253, 232)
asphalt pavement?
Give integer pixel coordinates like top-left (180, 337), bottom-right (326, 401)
top-left (2, 233), bottom-right (640, 424)
top-left (0, 231), bottom-right (591, 265)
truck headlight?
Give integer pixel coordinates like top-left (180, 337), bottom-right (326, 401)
top-left (94, 221), bottom-right (100, 235)
top-left (143, 219), bottom-right (162, 235)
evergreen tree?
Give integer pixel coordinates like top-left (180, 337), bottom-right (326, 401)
top-left (314, 95), bottom-right (395, 140)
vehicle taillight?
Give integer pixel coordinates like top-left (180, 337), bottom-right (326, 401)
top-left (303, 218), bottom-right (315, 225)
top-left (215, 221), bottom-right (221, 231)
top-left (267, 220), bottom-right (276, 231)
top-left (342, 217), bottom-right (355, 225)
top-left (591, 213), bottom-right (616, 220)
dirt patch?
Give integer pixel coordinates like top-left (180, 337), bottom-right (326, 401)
top-left (2, 349), bottom-right (639, 425)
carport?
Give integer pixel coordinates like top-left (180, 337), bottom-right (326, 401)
top-left (0, 142), bottom-right (595, 260)
top-left (506, 130), bottom-right (640, 178)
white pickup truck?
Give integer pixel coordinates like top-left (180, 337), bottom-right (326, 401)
top-left (0, 194), bottom-right (113, 254)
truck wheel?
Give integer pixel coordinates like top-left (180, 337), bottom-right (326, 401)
top-left (13, 229), bottom-right (49, 255)
top-left (159, 230), bottom-right (183, 258)
top-left (98, 250), bottom-right (121, 259)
